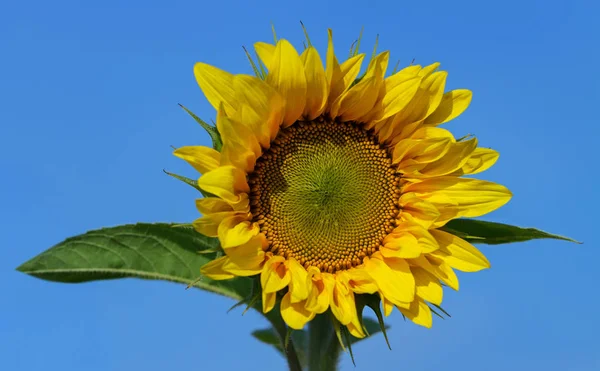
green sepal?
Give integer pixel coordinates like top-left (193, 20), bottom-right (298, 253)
top-left (430, 302), bottom-right (451, 318)
top-left (350, 26), bottom-right (364, 58)
top-left (163, 169), bottom-right (216, 198)
top-left (243, 46), bottom-right (263, 79)
top-left (441, 219), bottom-right (581, 245)
top-left (178, 103), bottom-right (223, 151)
top-left (300, 21), bottom-right (312, 47)
top-left (355, 294), bottom-right (391, 349)
top-left (227, 277), bottom-right (260, 314)
top-left (341, 325), bottom-right (355, 366)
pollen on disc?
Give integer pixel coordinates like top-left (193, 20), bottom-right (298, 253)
top-left (249, 120), bottom-right (401, 273)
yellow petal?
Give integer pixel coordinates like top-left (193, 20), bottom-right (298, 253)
top-left (262, 291), bottom-right (277, 313)
top-left (424, 89), bottom-right (473, 125)
top-left (461, 148), bottom-right (499, 175)
top-left (301, 46), bottom-right (328, 119)
top-left (305, 268), bottom-right (329, 314)
top-left (379, 75), bottom-right (422, 121)
top-left (344, 268), bottom-right (378, 294)
top-left (382, 221), bottom-right (439, 258)
top-left (197, 166), bottom-right (249, 204)
top-left (398, 193), bottom-right (440, 229)
top-left (196, 197), bottom-right (233, 214)
top-left (393, 136), bottom-right (452, 167)
top-left (193, 63), bottom-right (237, 116)
top-left (412, 267), bottom-right (443, 305)
top-left (331, 52), bottom-right (388, 120)
top-left (232, 75), bottom-right (284, 146)
top-left (287, 258), bottom-right (310, 303)
top-left (365, 51), bottom-right (390, 78)
top-left (216, 105), bottom-right (261, 172)
top-left (254, 42), bottom-right (275, 70)
top-left (325, 29), bottom-right (365, 104)
top-left (347, 317), bottom-right (366, 339)
top-left (391, 71), bottom-right (447, 127)
top-left (173, 146), bottom-right (221, 174)
top-left (381, 233), bottom-right (420, 259)
top-left (418, 62), bottom-right (440, 78)
top-left (266, 39), bottom-right (307, 126)
top-left (404, 177), bottom-right (512, 226)
top-left (398, 299), bottom-right (432, 328)
top-left (217, 214), bottom-right (259, 249)
top-left (325, 29), bottom-right (340, 91)
top-left (364, 254), bottom-right (415, 305)
top-left (193, 211), bottom-right (242, 237)
top-left (196, 195), bottom-right (249, 215)
top-left (331, 76), bottom-right (378, 120)
top-left (409, 255), bottom-right (459, 291)
top-left (417, 137), bottom-right (478, 177)
top-left (383, 297), bottom-right (394, 316)
top-left (261, 255), bottom-right (291, 293)
top-left (223, 236), bottom-right (266, 276)
top-left (280, 292), bottom-right (315, 330)
top-left (430, 229), bottom-right (491, 272)
top-left (325, 274), bottom-right (356, 325)
top-left (200, 256), bottom-right (234, 280)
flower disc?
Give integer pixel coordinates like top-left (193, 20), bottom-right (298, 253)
top-left (250, 120), bottom-right (400, 273)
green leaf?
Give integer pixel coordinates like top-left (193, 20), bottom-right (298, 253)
top-left (16, 223), bottom-right (251, 300)
top-left (442, 219), bottom-right (581, 245)
top-left (178, 103), bottom-right (223, 151)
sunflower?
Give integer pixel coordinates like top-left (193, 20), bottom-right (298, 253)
top-left (174, 29), bottom-right (511, 337)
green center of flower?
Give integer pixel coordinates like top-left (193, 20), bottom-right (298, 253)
top-left (249, 119), bottom-right (400, 272)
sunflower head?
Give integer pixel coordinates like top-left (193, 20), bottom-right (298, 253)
top-left (174, 29), bottom-right (511, 336)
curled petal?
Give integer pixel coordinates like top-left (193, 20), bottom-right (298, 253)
top-left (324, 274), bottom-right (356, 325)
top-left (305, 267), bottom-right (329, 314)
top-left (197, 166), bottom-right (250, 204)
top-left (280, 292), bottom-right (316, 330)
top-left (217, 214), bottom-right (259, 249)
top-left (287, 258), bottom-right (310, 303)
top-left (261, 255), bottom-right (291, 293)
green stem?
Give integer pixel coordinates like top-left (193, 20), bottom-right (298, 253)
top-left (265, 308), bottom-right (303, 371)
top-left (308, 313), bottom-right (341, 371)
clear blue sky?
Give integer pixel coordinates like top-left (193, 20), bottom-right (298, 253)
top-left (2, 0), bottom-right (598, 370)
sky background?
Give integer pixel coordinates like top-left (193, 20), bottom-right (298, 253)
top-left (1, 0), bottom-right (599, 370)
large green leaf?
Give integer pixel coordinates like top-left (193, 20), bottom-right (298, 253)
top-left (442, 219), bottom-right (581, 245)
top-left (16, 223), bottom-right (251, 300)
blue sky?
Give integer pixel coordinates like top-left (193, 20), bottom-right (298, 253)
top-left (2, 0), bottom-right (598, 370)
